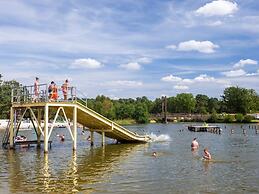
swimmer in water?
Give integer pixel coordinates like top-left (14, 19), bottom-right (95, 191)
top-left (203, 148), bottom-right (212, 160)
top-left (152, 152), bottom-right (157, 157)
top-left (191, 138), bottom-right (199, 150)
top-left (57, 134), bottom-right (65, 141)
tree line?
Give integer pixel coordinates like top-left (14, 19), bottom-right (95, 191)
top-left (1, 75), bottom-right (259, 123)
top-left (86, 86), bottom-right (259, 123)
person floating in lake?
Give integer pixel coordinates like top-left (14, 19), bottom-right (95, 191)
top-left (191, 138), bottom-right (199, 150)
top-left (57, 134), bottom-right (65, 141)
top-left (61, 79), bottom-right (69, 101)
top-left (34, 77), bottom-right (39, 102)
top-left (152, 152), bottom-right (157, 157)
top-left (203, 148), bottom-right (212, 160)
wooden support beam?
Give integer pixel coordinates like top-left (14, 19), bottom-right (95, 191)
top-left (102, 131), bottom-right (105, 146)
top-left (37, 109), bottom-right (42, 148)
top-left (44, 105), bottom-right (49, 153)
top-left (90, 131), bottom-right (94, 146)
top-left (73, 106), bottom-right (77, 151)
top-left (9, 107), bottom-right (14, 149)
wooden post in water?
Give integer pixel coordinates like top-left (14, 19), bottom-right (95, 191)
top-left (44, 105), bottom-right (49, 153)
top-left (90, 131), bottom-right (94, 146)
top-left (9, 107), bottom-right (14, 149)
top-left (73, 106), bottom-right (77, 151)
top-left (161, 96), bottom-right (168, 123)
top-left (37, 109), bottom-right (41, 148)
top-left (102, 131), bottom-right (105, 146)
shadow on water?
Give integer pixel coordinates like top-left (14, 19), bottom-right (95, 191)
top-left (3, 143), bottom-right (145, 193)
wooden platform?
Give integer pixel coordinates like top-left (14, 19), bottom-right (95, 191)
top-left (188, 125), bottom-right (222, 134)
top-left (15, 140), bottom-right (52, 148)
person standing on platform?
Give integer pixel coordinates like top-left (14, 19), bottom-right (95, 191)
top-left (61, 79), bottom-right (69, 101)
top-left (52, 83), bottom-right (58, 101)
top-left (34, 77), bottom-right (39, 102)
top-left (48, 81), bottom-right (55, 101)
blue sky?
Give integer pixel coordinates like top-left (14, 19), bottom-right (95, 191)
top-left (1, 0), bottom-right (259, 99)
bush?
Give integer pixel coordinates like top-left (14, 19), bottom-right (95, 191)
top-left (243, 115), bottom-right (253, 123)
top-left (208, 110), bottom-right (218, 123)
top-left (235, 113), bottom-right (244, 123)
top-left (224, 114), bottom-right (235, 123)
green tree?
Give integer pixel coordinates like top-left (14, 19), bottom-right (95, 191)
top-left (195, 94), bottom-right (209, 114)
top-left (222, 86), bottom-right (258, 114)
top-left (167, 96), bottom-right (176, 113)
top-left (94, 95), bottom-right (115, 119)
top-left (174, 93), bottom-right (195, 113)
top-left (235, 113), bottom-right (244, 123)
top-left (208, 97), bottom-right (220, 113)
top-left (150, 98), bottom-right (162, 114)
top-left (0, 78), bottom-right (21, 119)
top-left (133, 103), bottom-right (149, 123)
top-left (224, 114), bottom-right (235, 123)
top-left (207, 109), bottom-right (219, 123)
top-left (115, 103), bottom-right (135, 119)
top-left (243, 115), bottom-right (253, 123)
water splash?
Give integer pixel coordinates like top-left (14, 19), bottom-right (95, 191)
top-left (148, 133), bottom-right (171, 142)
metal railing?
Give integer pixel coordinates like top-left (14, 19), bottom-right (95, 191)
top-left (11, 83), bottom-right (87, 106)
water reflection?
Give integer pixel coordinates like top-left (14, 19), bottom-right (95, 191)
top-left (42, 153), bottom-right (51, 193)
top-left (202, 160), bottom-right (211, 173)
top-left (4, 143), bottom-right (143, 193)
top-left (6, 150), bottom-right (23, 193)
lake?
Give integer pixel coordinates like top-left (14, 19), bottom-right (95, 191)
top-left (0, 123), bottom-right (259, 193)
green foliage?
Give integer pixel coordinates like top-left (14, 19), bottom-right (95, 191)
top-left (94, 95), bottom-right (115, 119)
top-left (224, 114), bottom-right (235, 123)
top-left (174, 93), bottom-right (195, 113)
top-left (208, 98), bottom-right (220, 113)
top-left (207, 109), bottom-right (219, 123)
top-left (150, 98), bottom-right (162, 114)
top-left (133, 103), bottom-right (149, 123)
top-left (195, 94), bottom-right (209, 114)
top-left (1, 75), bottom-right (259, 124)
top-left (0, 77), bottom-right (21, 119)
top-left (235, 113), bottom-right (244, 123)
top-left (222, 86), bottom-right (257, 114)
top-left (243, 115), bottom-right (253, 123)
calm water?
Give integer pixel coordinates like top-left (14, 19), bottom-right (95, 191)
top-left (0, 123), bottom-right (259, 193)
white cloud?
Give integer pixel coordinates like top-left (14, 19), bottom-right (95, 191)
top-left (222, 69), bottom-right (246, 77)
top-left (120, 62), bottom-right (141, 71)
top-left (106, 80), bottom-right (143, 87)
top-left (136, 57), bottom-right (152, 64)
top-left (166, 45), bottom-right (177, 49)
top-left (174, 85), bottom-right (189, 90)
top-left (207, 20), bottom-right (223, 26)
top-left (194, 74), bottom-right (216, 82)
top-left (161, 74), bottom-right (182, 82)
top-left (167, 40), bottom-right (219, 54)
top-left (182, 79), bottom-right (194, 84)
top-left (70, 58), bottom-right (103, 69)
top-left (196, 0), bottom-right (238, 17)
top-left (233, 59), bottom-right (258, 69)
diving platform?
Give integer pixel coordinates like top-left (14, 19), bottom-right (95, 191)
top-left (3, 83), bottom-right (150, 152)
top-left (188, 125), bottom-right (222, 134)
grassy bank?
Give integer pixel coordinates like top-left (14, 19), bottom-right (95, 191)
top-left (113, 119), bottom-right (137, 125)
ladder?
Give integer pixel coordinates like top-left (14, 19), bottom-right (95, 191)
top-left (2, 121), bottom-right (10, 148)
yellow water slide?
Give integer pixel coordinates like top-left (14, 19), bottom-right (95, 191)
top-left (61, 102), bottom-right (151, 143)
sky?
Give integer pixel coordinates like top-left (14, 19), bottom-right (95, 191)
top-left (0, 0), bottom-right (259, 100)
